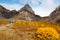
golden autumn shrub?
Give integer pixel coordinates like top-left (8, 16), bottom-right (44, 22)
top-left (13, 20), bottom-right (59, 27)
top-left (36, 27), bottom-right (59, 40)
top-left (13, 20), bottom-right (22, 26)
top-left (0, 20), bottom-right (8, 25)
top-left (13, 20), bottom-right (28, 27)
top-left (12, 20), bottom-right (60, 34)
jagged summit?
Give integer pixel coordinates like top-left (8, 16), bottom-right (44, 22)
top-left (24, 4), bottom-right (31, 8)
top-left (19, 4), bottom-right (34, 14)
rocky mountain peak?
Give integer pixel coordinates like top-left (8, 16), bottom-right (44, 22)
top-left (14, 4), bottom-right (41, 21)
top-left (24, 4), bottom-right (31, 8)
top-left (19, 4), bottom-right (34, 14)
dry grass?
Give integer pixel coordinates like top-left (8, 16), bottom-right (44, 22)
top-left (0, 20), bottom-right (60, 40)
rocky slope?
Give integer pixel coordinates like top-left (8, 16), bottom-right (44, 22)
top-left (0, 5), bottom-right (18, 19)
top-left (48, 6), bottom-right (60, 23)
top-left (0, 5), bottom-right (8, 19)
top-left (40, 6), bottom-right (60, 23)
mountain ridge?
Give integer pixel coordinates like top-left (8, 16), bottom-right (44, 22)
top-left (0, 4), bottom-right (60, 23)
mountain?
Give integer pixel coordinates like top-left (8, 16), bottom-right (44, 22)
top-left (11, 4), bottom-right (41, 21)
top-left (0, 5), bottom-right (18, 19)
top-left (48, 6), bottom-right (60, 23)
top-left (0, 4), bottom-right (41, 21)
top-left (0, 5), bottom-right (8, 19)
top-left (0, 4), bottom-right (60, 23)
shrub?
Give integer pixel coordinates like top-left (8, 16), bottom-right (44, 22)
top-left (0, 20), bottom-right (8, 25)
top-left (13, 20), bottom-right (28, 27)
top-left (36, 27), bottom-right (59, 40)
top-left (13, 20), bottom-right (22, 26)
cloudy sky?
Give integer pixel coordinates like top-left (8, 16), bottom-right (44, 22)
top-left (0, 0), bottom-right (60, 17)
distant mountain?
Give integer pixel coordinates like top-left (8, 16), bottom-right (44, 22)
top-left (0, 5), bottom-right (9, 19)
top-left (0, 4), bottom-right (60, 23)
top-left (12, 4), bottom-right (41, 21)
top-left (0, 5), bottom-right (18, 19)
top-left (48, 6), bottom-right (60, 23)
top-left (0, 4), bottom-right (41, 21)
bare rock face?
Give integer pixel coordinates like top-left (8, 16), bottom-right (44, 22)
top-left (48, 6), bottom-right (60, 23)
top-left (13, 4), bottom-right (41, 21)
top-left (3, 10), bottom-right (18, 19)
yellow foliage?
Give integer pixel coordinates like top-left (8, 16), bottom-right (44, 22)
top-left (36, 27), bottom-right (59, 40)
top-left (12, 20), bottom-right (60, 32)
top-left (0, 20), bottom-right (60, 40)
top-left (0, 20), bottom-right (8, 25)
top-left (13, 20), bottom-right (60, 36)
top-left (13, 20), bottom-right (60, 28)
top-left (13, 20), bottom-right (28, 27)
top-left (13, 20), bottom-right (22, 26)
